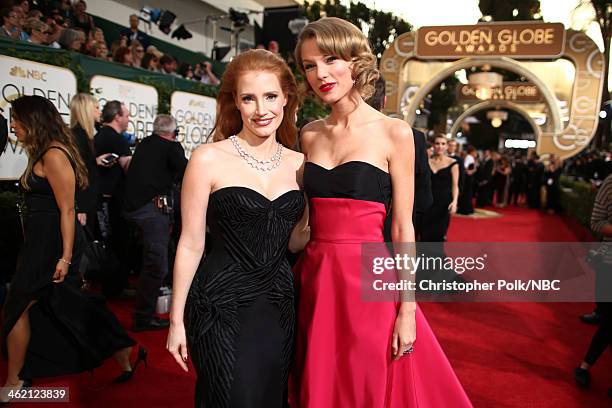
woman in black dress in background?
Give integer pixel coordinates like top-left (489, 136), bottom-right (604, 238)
top-left (1, 96), bottom-right (143, 401)
top-left (422, 135), bottom-right (459, 242)
top-left (166, 50), bottom-right (305, 407)
top-left (545, 154), bottom-right (562, 214)
top-left (493, 154), bottom-right (511, 207)
top-left (70, 93), bottom-right (106, 229)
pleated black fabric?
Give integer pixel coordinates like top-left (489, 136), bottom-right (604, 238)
top-left (185, 186), bottom-right (305, 408)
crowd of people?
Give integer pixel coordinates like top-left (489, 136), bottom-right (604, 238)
top-left (0, 0), bottom-right (221, 84)
top-left (439, 146), bottom-right (567, 215)
top-left (565, 149), bottom-right (612, 184)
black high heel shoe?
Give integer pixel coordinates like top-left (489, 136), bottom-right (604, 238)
top-left (113, 346), bottom-right (148, 384)
top-left (0, 379), bottom-right (32, 404)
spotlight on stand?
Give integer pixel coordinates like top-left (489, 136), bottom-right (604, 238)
top-left (229, 8), bottom-right (249, 27)
top-left (212, 46), bottom-right (231, 61)
top-left (158, 10), bottom-right (177, 34)
top-left (139, 7), bottom-right (176, 35)
top-left (139, 7), bottom-right (161, 25)
top-left (172, 24), bottom-right (192, 40)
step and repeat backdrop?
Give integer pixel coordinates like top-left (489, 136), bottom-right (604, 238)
top-left (1, 55), bottom-right (217, 180)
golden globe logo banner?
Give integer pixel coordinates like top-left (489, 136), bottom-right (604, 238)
top-left (457, 82), bottom-right (542, 102)
top-left (0, 55), bottom-right (77, 180)
top-left (416, 22), bottom-right (565, 59)
top-left (90, 75), bottom-right (158, 140)
top-left (170, 91), bottom-right (216, 158)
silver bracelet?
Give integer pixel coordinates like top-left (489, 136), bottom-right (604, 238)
top-left (59, 258), bottom-right (71, 265)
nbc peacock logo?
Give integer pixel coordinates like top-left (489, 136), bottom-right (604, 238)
top-left (9, 66), bottom-right (47, 82)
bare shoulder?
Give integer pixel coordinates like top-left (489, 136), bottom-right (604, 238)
top-left (190, 140), bottom-right (231, 167)
top-left (447, 156), bottom-right (459, 166)
top-left (301, 118), bottom-right (326, 134)
top-left (380, 117), bottom-right (413, 147)
top-left (299, 119), bottom-right (326, 150)
top-left (284, 148), bottom-right (305, 169)
top-left (42, 146), bottom-right (72, 169)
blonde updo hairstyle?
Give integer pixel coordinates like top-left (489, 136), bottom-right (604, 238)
top-left (295, 17), bottom-right (379, 100)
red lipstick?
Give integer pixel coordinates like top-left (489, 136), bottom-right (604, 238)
top-left (319, 83), bottom-right (335, 92)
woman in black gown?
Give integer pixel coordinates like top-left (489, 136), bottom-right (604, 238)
top-left (70, 93), bottom-right (101, 230)
top-left (166, 50), bottom-right (306, 407)
top-left (422, 135), bottom-right (459, 242)
top-left (1, 96), bottom-right (143, 400)
top-left (545, 155), bottom-right (562, 214)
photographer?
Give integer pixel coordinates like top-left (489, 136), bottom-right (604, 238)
top-left (123, 115), bottom-right (187, 331)
top-left (197, 61), bottom-right (220, 86)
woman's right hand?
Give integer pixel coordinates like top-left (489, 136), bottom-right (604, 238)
top-left (166, 322), bottom-right (189, 372)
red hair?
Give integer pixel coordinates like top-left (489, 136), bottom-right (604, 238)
top-left (212, 49), bottom-right (300, 148)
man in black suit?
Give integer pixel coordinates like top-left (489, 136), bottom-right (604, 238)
top-left (526, 152), bottom-right (544, 209)
top-left (366, 76), bottom-right (433, 241)
top-left (476, 149), bottom-right (494, 207)
top-left (120, 14), bottom-right (150, 48)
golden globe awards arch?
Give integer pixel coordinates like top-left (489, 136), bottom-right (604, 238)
top-left (380, 22), bottom-right (605, 159)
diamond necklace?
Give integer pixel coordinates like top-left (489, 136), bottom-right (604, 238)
top-left (229, 135), bottom-right (283, 172)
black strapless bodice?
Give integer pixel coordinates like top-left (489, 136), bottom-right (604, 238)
top-left (185, 186), bottom-right (305, 408)
top-left (430, 161), bottom-right (457, 206)
top-left (304, 161), bottom-right (391, 208)
top-left (23, 174), bottom-right (60, 216)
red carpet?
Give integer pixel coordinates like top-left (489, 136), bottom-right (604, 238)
top-left (420, 206), bottom-right (612, 408)
top-left (6, 206), bottom-right (612, 407)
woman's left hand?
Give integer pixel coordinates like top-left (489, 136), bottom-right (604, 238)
top-left (448, 201), bottom-right (458, 214)
top-left (53, 260), bottom-right (69, 283)
top-left (391, 311), bottom-right (416, 361)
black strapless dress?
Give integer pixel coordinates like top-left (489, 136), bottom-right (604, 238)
top-left (1, 153), bottom-right (135, 379)
top-left (422, 161), bottom-right (458, 242)
top-left (185, 186), bottom-right (305, 408)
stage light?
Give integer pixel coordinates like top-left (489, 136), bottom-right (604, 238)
top-left (139, 7), bottom-right (176, 35)
top-left (487, 110), bottom-right (507, 128)
top-left (158, 10), bottom-right (176, 34)
top-left (140, 7), bottom-right (162, 24)
top-left (212, 46), bottom-right (231, 61)
top-left (172, 24), bottom-right (192, 40)
top-left (229, 8), bottom-right (249, 27)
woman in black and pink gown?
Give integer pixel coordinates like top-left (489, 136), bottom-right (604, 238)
top-left (291, 17), bottom-right (472, 407)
